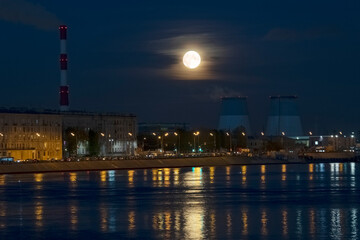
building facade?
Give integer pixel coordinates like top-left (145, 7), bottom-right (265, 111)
top-left (62, 112), bottom-right (137, 157)
top-left (0, 111), bottom-right (62, 160)
top-left (0, 109), bottom-right (137, 160)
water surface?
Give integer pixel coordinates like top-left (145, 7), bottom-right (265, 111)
top-left (0, 163), bottom-right (359, 239)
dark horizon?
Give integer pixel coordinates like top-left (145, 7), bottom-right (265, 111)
top-left (0, 0), bottom-right (359, 134)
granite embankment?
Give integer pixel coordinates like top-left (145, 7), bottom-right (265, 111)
top-left (0, 157), bottom-right (307, 174)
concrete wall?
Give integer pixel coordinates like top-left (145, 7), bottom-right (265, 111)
top-left (0, 157), bottom-right (291, 174)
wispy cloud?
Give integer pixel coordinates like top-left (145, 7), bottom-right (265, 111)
top-left (147, 22), bottom-right (230, 81)
top-left (0, 0), bottom-right (62, 30)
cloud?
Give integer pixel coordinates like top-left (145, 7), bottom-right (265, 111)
top-left (205, 85), bottom-right (245, 101)
top-left (0, 0), bottom-right (62, 30)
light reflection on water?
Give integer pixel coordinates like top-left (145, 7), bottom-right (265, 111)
top-left (0, 163), bottom-right (359, 239)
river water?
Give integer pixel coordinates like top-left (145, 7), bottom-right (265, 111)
top-left (0, 163), bottom-right (359, 239)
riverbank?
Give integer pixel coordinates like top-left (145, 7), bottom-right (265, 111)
top-left (0, 156), bottom-right (356, 174)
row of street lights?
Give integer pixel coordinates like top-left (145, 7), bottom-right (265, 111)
top-left (68, 131), bottom-right (134, 156)
top-left (149, 131), bottom-right (231, 153)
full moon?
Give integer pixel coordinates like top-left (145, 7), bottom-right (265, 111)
top-left (183, 51), bottom-right (201, 69)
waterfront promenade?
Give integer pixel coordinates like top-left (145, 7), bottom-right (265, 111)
top-left (0, 156), bottom-right (353, 174)
top-left (0, 156), bottom-right (306, 174)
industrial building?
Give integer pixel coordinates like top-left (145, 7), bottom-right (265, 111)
top-left (218, 97), bottom-right (252, 135)
top-left (138, 123), bottom-right (189, 135)
top-left (265, 96), bottom-right (303, 136)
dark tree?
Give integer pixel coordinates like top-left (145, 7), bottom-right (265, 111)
top-left (88, 129), bottom-right (100, 156)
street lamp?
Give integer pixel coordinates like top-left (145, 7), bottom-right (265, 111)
top-left (226, 132), bottom-right (232, 152)
top-left (158, 136), bottom-right (163, 153)
top-left (174, 132), bottom-right (180, 154)
top-left (210, 132), bottom-right (216, 152)
top-left (70, 132), bottom-right (77, 156)
top-left (309, 131), bottom-right (313, 136)
top-left (193, 131), bottom-right (200, 153)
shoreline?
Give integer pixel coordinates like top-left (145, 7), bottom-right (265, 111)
top-left (0, 156), bottom-right (356, 175)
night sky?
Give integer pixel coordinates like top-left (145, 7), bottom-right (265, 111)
top-left (0, 0), bottom-right (359, 134)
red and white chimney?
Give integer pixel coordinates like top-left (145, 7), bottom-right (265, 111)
top-left (59, 25), bottom-right (69, 111)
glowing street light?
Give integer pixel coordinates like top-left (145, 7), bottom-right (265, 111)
top-left (128, 132), bottom-right (133, 136)
top-left (174, 132), bottom-right (180, 154)
top-left (152, 132), bottom-right (156, 136)
top-left (0, 133), bottom-right (3, 137)
top-left (261, 132), bottom-right (264, 136)
top-left (100, 132), bottom-right (105, 137)
top-left (193, 131), bottom-right (200, 153)
top-left (309, 131), bottom-right (313, 136)
top-left (209, 132), bottom-right (216, 152)
top-left (281, 132), bottom-right (285, 136)
top-left (241, 132), bottom-right (246, 136)
top-left (70, 132), bottom-right (75, 137)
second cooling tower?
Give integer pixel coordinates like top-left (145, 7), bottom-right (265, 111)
top-left (265, 96), bottom-right (303, 136)
top-left (218, 97), bottom-right (252, 135)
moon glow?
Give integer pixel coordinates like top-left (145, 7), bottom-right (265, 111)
top-left (183, 51), bottom-right (201, 69)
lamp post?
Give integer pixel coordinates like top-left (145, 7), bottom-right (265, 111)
top-left (210, 132), bottom-right (216, 152)
top-left (174, 132), bottom-right (180, 154)
top-left (281, 132), bottom-right (285, 149)
top-left (100, 132), bottom-right (105, 156)
top-left (128, 132), bottom-right (133, 155)
top-left (70, 132), bottom-right (77, 156)
top-left (158, 136), bottom-right (163, 153)
top-left (226, 131), bottom-right (232, 152)
top-left (193, 131), bottom-right (200, 153)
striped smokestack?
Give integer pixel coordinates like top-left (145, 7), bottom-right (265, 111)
top-left (59, 25), bottom-right (69, 111)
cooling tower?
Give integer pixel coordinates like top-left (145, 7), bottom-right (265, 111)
top-left (265, 96), bottom-right (303, 136)
top-left (218, 97), bottom-right (252, 135)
